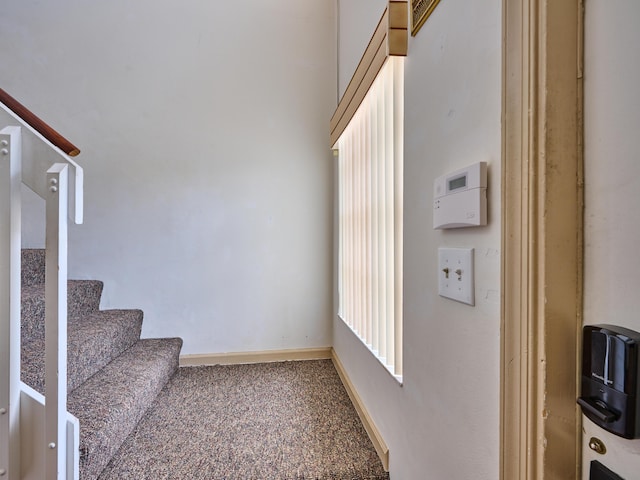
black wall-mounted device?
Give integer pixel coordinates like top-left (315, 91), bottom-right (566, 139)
top-left (589, 460), bottom-right (624, 480)
top-left (578, 324), bottom-right (640, 439)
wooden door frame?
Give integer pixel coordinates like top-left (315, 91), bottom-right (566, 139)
top-left (501, 0), bottom-right (584, 479)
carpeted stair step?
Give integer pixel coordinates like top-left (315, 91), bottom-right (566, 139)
top-left (68, 337), bottom-right (183, 480)
top-left (21, 248), bottom-right (46, 286)
top-left (21, 280), bottom-right (104, 345)
top-left (21, 309), bottom-right (144, 395)
top-left (20, 248), bottom-right (184, 479)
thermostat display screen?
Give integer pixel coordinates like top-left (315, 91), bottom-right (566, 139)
top-left (448, 175), bottom-right (466, 191)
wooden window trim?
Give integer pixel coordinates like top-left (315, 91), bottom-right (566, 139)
top-left (330, 0), bottom-right (408, 147)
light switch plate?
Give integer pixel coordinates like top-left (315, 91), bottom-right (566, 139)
top-left (438, 247), bottom-right (474, 305)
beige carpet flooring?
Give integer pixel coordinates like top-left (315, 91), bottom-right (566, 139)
top-left (97, 360), bottom-right (389, 480)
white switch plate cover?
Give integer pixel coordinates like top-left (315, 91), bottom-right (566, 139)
top-left (438, 247), bottom-right (474, 305)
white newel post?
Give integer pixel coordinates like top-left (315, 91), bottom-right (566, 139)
top-left (44, 163), bottom-right (69, 480)
top-left (0, 126), bottom-right (22, 480)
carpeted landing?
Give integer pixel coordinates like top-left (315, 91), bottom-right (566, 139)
top-left (98, 360), bottom-right (390, 480)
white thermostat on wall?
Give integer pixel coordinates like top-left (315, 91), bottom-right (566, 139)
top-left (433, 161), bottom-right (487, 229)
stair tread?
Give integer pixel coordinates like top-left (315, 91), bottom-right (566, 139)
top-left (21, 280), bottom-right (104, 344)
top-left (21, 249), bottom-right (45, 286)
top-left (68, 337), bottom-right (183, 480)
top-left (21, 309), bottom-right (144, 394)
top-left (20, 249), bottom-right (183, 480)
top-left (21, 279), bottom-right (104, 299)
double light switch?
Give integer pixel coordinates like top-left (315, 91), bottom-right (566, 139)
top-left (438, 247), bottom-right (474, 305)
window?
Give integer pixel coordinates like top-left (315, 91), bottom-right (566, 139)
top-left (335, 56), bottom-right (404, 380)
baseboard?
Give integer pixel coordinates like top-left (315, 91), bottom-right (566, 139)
top-left (331, 348), bottom-right (390, 472)
top-left (179, 347), bottom-right (333, 367)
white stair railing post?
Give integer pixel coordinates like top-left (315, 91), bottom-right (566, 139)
top-left (44, 163), bottom-right (69, 480)
top-left (0, 126), bottom-right (22, 480)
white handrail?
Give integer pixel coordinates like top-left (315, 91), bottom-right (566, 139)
top-left (0, 100), bottom-right (83, 479)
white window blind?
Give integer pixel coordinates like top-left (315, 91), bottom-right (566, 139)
top-left (336, 56), bottom-right (403, 380)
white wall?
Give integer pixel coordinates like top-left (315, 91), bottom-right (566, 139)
top-left (583, 1), bottom-right (640, 477)
top-left (336, 0), bottom-right (387, 98)
top-left (334, 1), bottom-right (502, 478)
top-left (0, 0), bottom-right (336, 355)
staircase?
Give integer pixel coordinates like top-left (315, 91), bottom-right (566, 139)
top-left (20, 249), bottom-right (183, 480)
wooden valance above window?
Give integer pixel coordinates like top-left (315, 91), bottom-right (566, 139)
top-left (330, 0), bottom-right (408, 147)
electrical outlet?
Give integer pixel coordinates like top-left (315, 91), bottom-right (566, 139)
top-left (438, 247), bottom-right (474, 305)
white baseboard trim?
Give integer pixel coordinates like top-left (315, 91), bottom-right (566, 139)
top-left (331, 348), bottom-right (389, 472)
top-left (179, 347), bottom-right (333, 367)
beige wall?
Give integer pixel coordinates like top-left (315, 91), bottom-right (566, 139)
top-left (0, 0), bottom-right (336, 355)
top-left (583, 1), bottom-right (640, 477)
top-left (334, 0), bottom-right (502, 477)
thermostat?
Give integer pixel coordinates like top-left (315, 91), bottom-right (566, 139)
top-left (433, 162), bottom-right (487, 229)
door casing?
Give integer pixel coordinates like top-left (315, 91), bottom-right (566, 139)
top-left (501, 0), bottom-right (584, 478)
